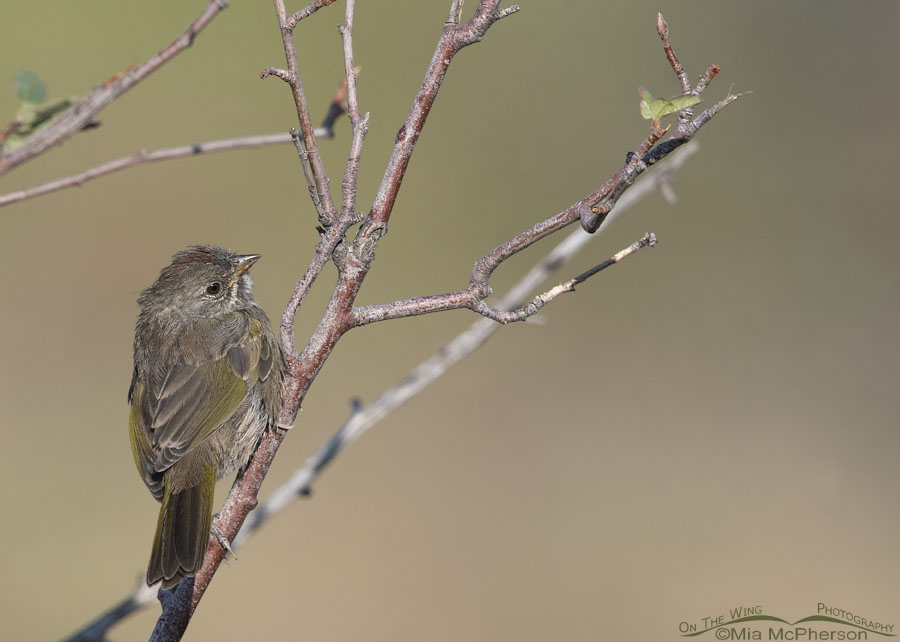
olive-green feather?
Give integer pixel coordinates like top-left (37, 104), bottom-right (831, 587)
top-left (129, 380), bottom-right (165, 499)
top-left (150, 355), bottom-right (249, 471)
top-left (129, 318), bottom-right (263, 495)
top-left (147, 467), bottom-right (216, 590)
top-left (258, 336), bottom-right (274, 382)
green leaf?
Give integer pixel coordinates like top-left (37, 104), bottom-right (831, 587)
top-left (4, 96), bottom-right (77, 152)
top-left (13, 70), bottom-right (46, 103)
top-left (638, 86), bottom-right (701, 121)
top-left (16, 96), bottom-right (74, 131)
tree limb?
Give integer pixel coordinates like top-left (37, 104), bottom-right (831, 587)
top-left (0, 131), bottom-right (330, 209)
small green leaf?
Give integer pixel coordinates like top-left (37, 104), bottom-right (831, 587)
top-left (638, 87), bottom-right (701, 121)
top-left (16, 97), bottom-right (74, 132)
top-left (3, 96), bottom-right (77, 152)
top-left (13, 70), bottom-right (46, 103)
top-left (665, 94), bottom-right (702, 113)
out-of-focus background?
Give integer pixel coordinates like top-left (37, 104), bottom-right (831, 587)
top-left (2, 1), bottom-right (898, 640)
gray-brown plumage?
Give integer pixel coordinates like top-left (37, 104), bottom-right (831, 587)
top-left (129, 246), bottom-right (284, 589)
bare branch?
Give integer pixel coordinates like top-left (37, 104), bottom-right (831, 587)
top-left (340, 1), bottom-right (362, 126)
top-left (337, 0), bottom-right (368, 227)
top-left (685, 92), bottom-right (743, 135)
top-left (446, 0), bottom-right (465, 26)
top-left (290, 128), bottom-right (327, 222)
top-left (271, 0), bottom-right (338, 226)
top-left (473, 234), bottom-right (657, 323)
top-left (287, 0), bottom-right (339, 29)
top-left (0, 0), bottom-right (229, 175)
top-left (339, 113), bottom-right (369, 229)
top-left (353, 233), bottom-right (656, 326)
top-left (259, 66), bottom-right (292, 82)
top-left (657, 13), bottom-right (690, 95)
top-left (346, 12), bottom-right (741, 329)
top-left (695, 64), bottom-right (720, 96)
top-left (0, 65), bottom-right (349, 211)
top-left (0, 132), bottom-right (332, 209)
top-left (355, 0), bottom-right (519, 253)
top-left (498, 5), bottom-right (521, 20)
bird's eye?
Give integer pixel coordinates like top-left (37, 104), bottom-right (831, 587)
top-left (205, 282), bottom-right (222, 296)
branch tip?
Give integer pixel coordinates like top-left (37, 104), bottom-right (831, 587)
top-left (657, 13), bottom-right (690, 95)
top-left (260, 67), bottom-right (292, 83)
top-left (498, 5), bottom-right (520, 19)
top-left (287, 0), bottom-right (339, 29)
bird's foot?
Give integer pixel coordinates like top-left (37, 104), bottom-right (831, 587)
top-left (211, 514), bottom-right (237, 562)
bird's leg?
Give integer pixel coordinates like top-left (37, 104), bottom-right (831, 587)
top-left (211, 514), bottom-right (237, 562)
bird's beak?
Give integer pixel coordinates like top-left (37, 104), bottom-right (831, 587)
top-left (228, 254), bottom-right (261, 286)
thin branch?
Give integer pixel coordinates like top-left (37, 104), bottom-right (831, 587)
top-left (351, 233), bottom-right (656, 326)
top-left (695, 64), bottom-right (720, 97)
top-left (259, 66), bottom-right (292, 82)
top-left (290, 128), bottom-right (326, 221)
top-left (498, 5), bottom-right (521, 20)
top-left (0, 0), bottom-right (229, 175)
top-left (287, 0), bottom-right (339, 29)
top-left (684, 92), bottom-right (743, 135)
top-left (61, 141), bottom-right (700, 642)
top-left (348, 11), bottom-right (738, 328)
top-left (657, 13), bottom-right (690, 95)
top-left (354, 1), bottom-right (520, 254)
top-left (472, 233), bottom-right (656, 323)
top-left (579, 17), bottom-right (739, 233)
top-left (0, 45), bottom-right (350, 212)
top-left (269, 0), bottom-right (338, 226)
top-left (338, 0), bottom-right (368, 227)
top-left (348, 136), bottom-right (665, 327)
top-left (446, 0), bottom-right (465, 25)
top-left (339, 1), bottom-right (362, 127)
top-left (0, 132), bottom-right (331, 209)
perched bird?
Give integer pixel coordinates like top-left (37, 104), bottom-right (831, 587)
top-left (128, 245), bottom-right (284, 589)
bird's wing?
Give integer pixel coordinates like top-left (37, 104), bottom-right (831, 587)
top-left (128, 313), bottom-right (268, 497)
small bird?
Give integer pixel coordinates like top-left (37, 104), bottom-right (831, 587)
top-left (128, 245), bottom-right (284, 589)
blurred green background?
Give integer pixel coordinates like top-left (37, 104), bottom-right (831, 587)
top-left (1, 1), bottom-right (899, 640)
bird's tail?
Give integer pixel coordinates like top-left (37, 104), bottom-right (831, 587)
top-left (146, 468), bottom-right (216, 589)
